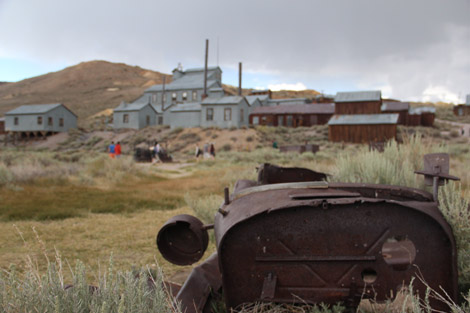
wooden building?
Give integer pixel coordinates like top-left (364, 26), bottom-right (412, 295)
top-left (334, 90), bottom-right (382, 114)
top-left (0, 117), bottom-right (5, 134)
top-left (250, 103), bottom-right (335, 127)
top-left (406, 108), bottom-right (422, 126)
top-left (381, 101), bottom-right (409, 125)
top-left (5, 103), bottom-right (77, 138)
top-left (453, 105), bottom-right (470, 117)
top-left (328, 114), bottom-right (399, 143)
top-left (406, 107), bottom-right (435, 127)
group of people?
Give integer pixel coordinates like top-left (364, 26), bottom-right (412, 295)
top-left (195, 142), bottom-right (215, 160)
top-left (108, 141), bottom-right (122, 158)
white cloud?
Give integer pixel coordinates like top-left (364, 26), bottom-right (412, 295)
top-left (421, 85), bottom-right (461, 104)
top-left (267, 82), bottom-right (307, 91)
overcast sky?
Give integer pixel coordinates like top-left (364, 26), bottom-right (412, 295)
top-left (0, 0), bottom-right (469, 103)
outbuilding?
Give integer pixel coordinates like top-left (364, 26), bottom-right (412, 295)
top-left (381, 101), bottom-right (409, 125)
top-left (328, 113), bottom-right (399, 143)
top-left (0, 117), bottom-right (5, 134)
top-left (113, 97), bottom-right (161, 130)
top-left (250, 103), bottom-right (335, 127)
top-left (453, 104), bottom-right (470, 117)
top-left (334, 91), bottom-right (382, 114)
top-left (5, 103), bottom-right (77, 138)
top-left (201, 96), bottom-right (250, 128)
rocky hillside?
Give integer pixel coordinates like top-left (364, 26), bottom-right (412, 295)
top-left (0, 61), bottom-right (170, 120)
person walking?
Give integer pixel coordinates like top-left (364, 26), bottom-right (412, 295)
top-left (195, 144), bottom-right (202, 161)
top-left (115, 142), bottom-right (121, 158)
top-left (108, 141), bottom-right (116, 158)
top-left (152, 141), bottom-right (161, 163)
top-left (210, 143), bottom-right (216, 159)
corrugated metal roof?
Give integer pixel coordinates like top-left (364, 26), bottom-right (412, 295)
top-left (335, 90), bottom-right (382, 102)
top-left (252, 103), bottom-right (335, 115)
top-left (183, 66), bottom-right (221, 73)
top-left (170, 102), bottom-right (202, 112)
top-left (409, 106), bottom-right (436, 114)
top-left (6, 103), bottom-right (68, 115)
top-left (202, 96), bottom-right (244, 105)
top-left (381, 101), bottom-right (410, 111)
top-left (328, 113), bottom-right (399, 125)
top-left (245, 95), bottom-right (269, 105)
top-left (114, 96), bottom-right (158, 113)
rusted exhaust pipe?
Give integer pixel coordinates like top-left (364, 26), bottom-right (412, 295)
top-left (238, 62), bottom-right (242, 96)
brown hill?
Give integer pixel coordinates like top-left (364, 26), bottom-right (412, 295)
top-left (0, 60), bottom-right (171, 120)
top-left (222, 84), bottom-right (320, 99)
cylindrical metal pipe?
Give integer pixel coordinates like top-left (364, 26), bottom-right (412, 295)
top-left (224, 187), bottom-right (230, 205)
top-left (203, 39), bottom-right (209, 98)
top-left (238, 62), bottom-right (242, 96)
top-left (161, 76), bottom-right (166, 111)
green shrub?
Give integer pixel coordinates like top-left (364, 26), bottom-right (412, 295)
top-left (221, 144), bottom-right (232, 152)
top-left (246, 136), bottom-right (254, 142)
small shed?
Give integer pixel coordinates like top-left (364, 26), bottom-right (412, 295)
top-left (0, 117), bottom-right (5, 134)
top-left (334, 90), bottom-right (382, 114)
top-left (381, 101), bottom-right (409, 125)
top-left (453, 104), bottom-right (470, 117)
top-left (328, 113), bottom-right (399, 143)
top-left (250, 103), bottom-right (334, 127)
top-left (201, 96), bottom-right (250, 128)
top-left (414, 107), bottom-right (436, 127)
top-left (5, 103), bottom-right (77, 136)
top-left (113, 97), bottom-right (160, 130)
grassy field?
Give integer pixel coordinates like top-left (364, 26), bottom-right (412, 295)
top-left (1, 125), bottom-right (470, 312)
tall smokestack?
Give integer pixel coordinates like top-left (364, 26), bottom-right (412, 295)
top-left (238, 62), bottom-right (242, 96)
top-left (203, 39), bottom-right (209, 98)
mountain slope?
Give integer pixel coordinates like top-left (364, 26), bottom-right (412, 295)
top-left (0, 60), bottom-right (170, 119)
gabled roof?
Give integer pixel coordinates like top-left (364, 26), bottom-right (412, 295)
top-left (328, 113), bottom-right (399, 125)
top-left (170, 102), bottom-right (202, 112)
top-left (335, 90), bottom-right (382, 102)
top-left (381, 101), bottom-right (410, 111)
top-left (202, 96), bottom-right (245, 105)
top-left (183, 66), bottom-right (221, 73)
top-left (409, 107), bottom-right (436, 114)
top-left (146, 66), bottom-right (221, 92)
top-left (5, 103), bottom-right (77, 117)
top-left (245, 95), bottom-right (269, 105)
top-left (252, 103), bottom-right (335, 115)
top-left (114, 96), bottom-right (159, 113)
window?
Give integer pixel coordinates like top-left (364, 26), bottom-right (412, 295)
top-left (224, 108), bottom-right (232, 121)
top-left (158, 116), bottom-right (163, 125)
top-left (152, 94), bottom-right (157, 103)
top-left (192, 90), bottom-right (197, 101)
top-left (163, 93), bottom-right (167, 103)
top-left (286, 115), bottom-right (293, 127)
top-left (278, 116), bottom-right (283, 126)
top-left (37, 116), bottom-right (42, 125)
top-left (206, 108), bottom-right (214, 121)
top-left (240, 109), bottom-right (244, 122)
top-left (59, 118), bottom-right (64, 127)
top-left (172, 92), bottom-right (177, 102)
top-left (146, 115), bottom-right (150, 126)
top-left (48, 117), bottom-right (53, 126)
top-left (123, 114), bottom-right (129, 123)
top-left (14, 117), bottom-right (18, 125)
top-left (252, 116), bottom-right (259, 125)
top-left (182, 92), bottom-right (187, 101)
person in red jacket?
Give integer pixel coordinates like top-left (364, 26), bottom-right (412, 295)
top-left (115, 142), bottom-right (122, 158)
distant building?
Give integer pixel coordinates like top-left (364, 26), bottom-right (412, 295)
top-left (408, 107), bottom-right (435, 127)
top-left (267, 98), bottom-right (308, 106)
top-left (381, 101), bottom-right (409, 125)
top-left (113, 98), bottom-right (160, 130)
top-left (201, 95), bottom-right (251, 128)
top-left (0, 117), bottom-right (5, 134)
top-left (328, 113), bottom-right (399, 143)
top-left (250, 89), bottom-right (272, 98)
top-left (334, 91), bottom-right (382, 114)
top-left (453, 96), bottom-right (470, 116)
top-left (5, 103), bottom-right (77, 135)
top-left (250, 103), bottom-right (335, 127)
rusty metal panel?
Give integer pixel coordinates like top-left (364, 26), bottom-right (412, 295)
top-left (214, 187), bottom-right (457, 312)
top-left (257, 163), bottom-right (327, 184)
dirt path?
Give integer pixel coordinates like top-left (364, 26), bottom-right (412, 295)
top-left (436, 118), bottom-right (470, 137)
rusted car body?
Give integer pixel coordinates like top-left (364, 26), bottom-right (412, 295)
top-left (157, 163), bottom-right (457, 312)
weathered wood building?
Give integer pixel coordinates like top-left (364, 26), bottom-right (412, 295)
top-left (328, 113), bottom-right (399, 143)
top-left (113, 99), bottom-right (161, 130)
top-left (453, 104), bottom-right (470, 117)
top-left (0, 117), bottom-right (5, 134)
top-left (249, 103), bottom-right (335, 127)
top-left (334, 90), bottom-right (382, 114)
top-left (5, 103), bottom-right (77, 137)
top-left (406, 107), bottom-right (435, 127)
top-left (381, 101), bottom-right (409, 125)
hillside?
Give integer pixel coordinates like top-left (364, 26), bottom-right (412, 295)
top-left (222, 84), bottom-right (320, 99)
top-left (0, 61), bottom-right (171, 120)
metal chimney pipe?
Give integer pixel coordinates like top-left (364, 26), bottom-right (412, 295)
top-left (203, 39), bottom-right (209, 98)
top-left (161, 76), bottom-right (166, 111)
top-left (238, 62), bottom-right (242, 96)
